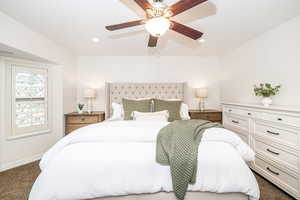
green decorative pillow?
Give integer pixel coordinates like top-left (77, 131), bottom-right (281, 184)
top-left (153, 99), bottom-right (182, 122)
top-left (122, 98), bottom-right (152, 120)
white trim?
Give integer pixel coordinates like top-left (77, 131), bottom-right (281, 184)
top-left (5, 59), bottom-right (52, 139)
top-left (0, 153), bottom-right (43, 172)
top-left (6, 129), bottom-right (51, 141)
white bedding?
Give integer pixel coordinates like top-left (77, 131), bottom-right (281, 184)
top-left (29, 121), bottom-right (260, 200)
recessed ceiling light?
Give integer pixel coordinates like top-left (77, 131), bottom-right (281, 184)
top-left (198, 38), bottom-right (206, 43)
top-left (92, 37), bottom-right (100, 43)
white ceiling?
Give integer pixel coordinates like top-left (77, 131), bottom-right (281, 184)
top-left (0, 0), bottom-right (299, 56)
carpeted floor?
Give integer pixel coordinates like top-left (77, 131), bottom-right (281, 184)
top-left (0, 161), bottom-right (296, 200)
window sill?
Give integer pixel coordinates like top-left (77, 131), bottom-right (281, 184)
top-left (6, 129), bottom-right (51, 141)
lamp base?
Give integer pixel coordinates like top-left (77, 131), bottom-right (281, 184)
top-left (199, 100), bottom-right (205, 111)
top-left (87, 98), bottom-right (93, 114)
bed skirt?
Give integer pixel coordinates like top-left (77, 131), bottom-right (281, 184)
top-left (91, 191), bottom-right (248, 200)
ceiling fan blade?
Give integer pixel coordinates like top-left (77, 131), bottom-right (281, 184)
top-left (106, 20), bottom-right (145, 31)
top-left (148, 35), bottom-right (158, 47)
top-left (170, 0), bottom-right (208, 17)
top-left (134, 0), bottom-right (152, 11)
top-left (170, 20), bottom-right (203, 40)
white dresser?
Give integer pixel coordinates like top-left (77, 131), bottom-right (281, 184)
top-left (223, 103), bottom-right (300, 199)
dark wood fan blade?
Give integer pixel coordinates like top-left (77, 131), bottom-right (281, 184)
top-left (106, 20), bottom-right (145, 31)
top-left (148, 35), bottom-right (158, 47)
top-left (170, 0), bottom-right (208, 17)
top-left (170, 20), bottom-right (203, 40)
top-left (134, 0), bottom-right (152, 11)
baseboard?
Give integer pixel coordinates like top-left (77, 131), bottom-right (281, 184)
top-left (0, 153), bottom-right (43, 172)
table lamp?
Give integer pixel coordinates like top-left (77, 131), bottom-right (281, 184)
top-left (84, 88), bottom-right (96, 114)
top-left (195, 88), bottom-right (208, 111)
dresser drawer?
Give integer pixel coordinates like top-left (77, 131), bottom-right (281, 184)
top-left (255, 157), bottom-right (299, 193)
top-left (256, 112), bottom-right (300, 128)
top-left (67, 116), bottom-right (99, 124)
top-left (224, 106), bottom-right (256, 118)
top-left (255, 140), bottom-right (298, 171)
top-left (66, 124), bottom-right (89, 134)
top-left (255, 123), bottom-right (299, 148)
top-left (224, 115), bottom-right (249, 132)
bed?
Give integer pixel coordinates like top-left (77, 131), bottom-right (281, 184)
top-left (29, 82), bottom-right (259, 200)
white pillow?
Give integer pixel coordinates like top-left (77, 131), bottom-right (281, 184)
top-left (109, 102), bottom-right (124, 120)
top-left (109, 101), bottom-right (190, 120)
top-left (132, 110), bottom-right (169, 121)
top-left (180, 103), bottom-right (191, 120)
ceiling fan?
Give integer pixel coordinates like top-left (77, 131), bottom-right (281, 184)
top-left (105, 0), bottom-right (207, 47)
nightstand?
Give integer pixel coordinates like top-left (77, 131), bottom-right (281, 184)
top-left (65, 111), bottom-right (105, 135)
top-left (189, 110), bottom-right (222, 123)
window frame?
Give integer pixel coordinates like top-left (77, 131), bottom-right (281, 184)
top-left (5, 59), bottom-right (52, 140)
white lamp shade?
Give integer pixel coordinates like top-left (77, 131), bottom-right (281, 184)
top-left (145, 17), bottom-right (171, 37)
top-left (195, 88), bottom-right (208, 98)
top-left (84, 88), bottom-right (96, 98)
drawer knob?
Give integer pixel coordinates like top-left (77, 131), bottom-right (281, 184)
top-left (266, 167), bottom-right (280, 176)
top-left (266, 148), bottom-right (280, 155)
top-left (81, 118), bottom-right (85, 121)
top-left (277, 118), bottom-right (283, 121)
top-left (266, 130), bottom-right (280, 135)
top-left (247, 113), bottom-right (252, 116)
top-left (232, 120), bottom-right (239, 124)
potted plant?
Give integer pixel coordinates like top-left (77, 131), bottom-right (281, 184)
top-left (254, 83), bottom-right (281, 107)
top-left (77, 103), bottom-right (85, 114)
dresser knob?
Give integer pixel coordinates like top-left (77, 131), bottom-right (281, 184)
top-left (277, 118), bottom-right (283, 121)
top-left (248, 113), bottom-right (252, 115)
top-left (81, 118), bottom-right (85, 121)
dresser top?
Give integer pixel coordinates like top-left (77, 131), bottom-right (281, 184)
top-left (222, 102), bottom-right (300, 113)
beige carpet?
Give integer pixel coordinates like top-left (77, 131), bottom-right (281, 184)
top-left (0, 161), bottom-right (295, 200)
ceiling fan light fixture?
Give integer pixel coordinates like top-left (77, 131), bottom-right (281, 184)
top-left (145, 17), bottom-right (171, 37)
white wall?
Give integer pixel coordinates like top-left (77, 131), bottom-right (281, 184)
top-left (0, 11), bottom-right (76, 171)
top-left (220, 15), bottom-right (300, 107)
top-left (77, 56), bottom-right (224, 111)
top-left (0, 11), bottom-right (77, 113)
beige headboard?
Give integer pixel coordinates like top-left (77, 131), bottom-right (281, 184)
top-left (105, 82), bottom-right (186, 118)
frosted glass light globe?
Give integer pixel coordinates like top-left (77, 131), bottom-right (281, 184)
top-left (145, 17), bottom-right (171, 37)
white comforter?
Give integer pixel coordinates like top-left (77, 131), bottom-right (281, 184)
top-left (29, 121), bottom-right (260, 200)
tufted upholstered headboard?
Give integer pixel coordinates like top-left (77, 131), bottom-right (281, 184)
top-left (105, 82), bottom-right (186, 118)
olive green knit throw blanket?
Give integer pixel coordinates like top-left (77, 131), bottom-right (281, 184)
top-left (156, 120), bottom-right (222, 200)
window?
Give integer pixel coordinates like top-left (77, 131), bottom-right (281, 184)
top-left (10, 64), bottom-right (49, 137)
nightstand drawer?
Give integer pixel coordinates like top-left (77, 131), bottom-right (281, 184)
top-left (190, 113), bottom-right (209, 120)
top-left (66, 124), bottom-right (89, 134)
top-left (207, 113), bottom-right (222, 121)
top-left (67, 116), bottom-right (99, 124)
top-left (189, 110), bottom-right (222, 123)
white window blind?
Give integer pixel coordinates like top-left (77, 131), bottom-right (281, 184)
top-left (12, 65), bottom-right (49, 136)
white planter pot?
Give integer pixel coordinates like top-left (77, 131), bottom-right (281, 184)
top-left (77, 105), bottom-right (84, 114)
top-left (262, 97), bottom-right (272, 107)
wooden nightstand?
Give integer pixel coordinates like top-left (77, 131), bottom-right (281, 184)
top-left (189, 110), bottom-right (222, 123)
top-left (65, 111), bottom-right (105, 135)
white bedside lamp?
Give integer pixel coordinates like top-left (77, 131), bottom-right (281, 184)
top-left (195, 88), bottom-right (208, 111)
top-left (84, 88), bottom-right (96, 114)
